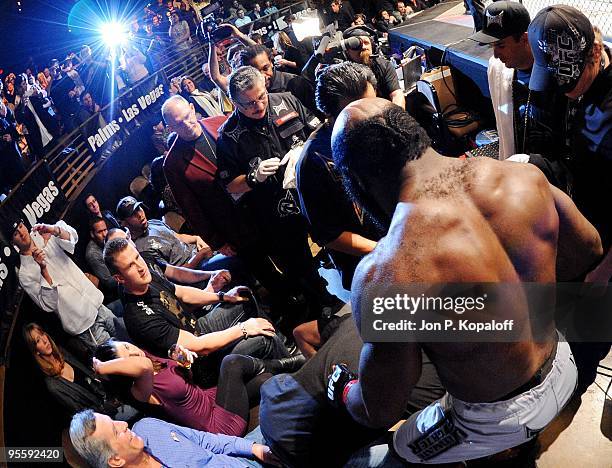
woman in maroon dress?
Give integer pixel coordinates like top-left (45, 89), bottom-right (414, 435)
top-left (93, 340), bottom-right (273, 436)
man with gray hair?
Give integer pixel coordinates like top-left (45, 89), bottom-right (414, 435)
top-left (216, 66), bottom-right (342, 330)
top-left (69, 409), bottom-right (279, 467)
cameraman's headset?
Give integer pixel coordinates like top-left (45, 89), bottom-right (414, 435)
top-left (341, 24), bottom-right (380, 57)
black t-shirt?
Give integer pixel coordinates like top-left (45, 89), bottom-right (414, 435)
top-left (269, 70), bottom-right (317, 113)
top-left (296, 124), bottom-right (380, 289)
top-left (122, 267), bottom-right (199, 357)
top-left (570, 65), bottom-right (612, 247)
top-left (293, 314), bottom-right (360, 401)
top-left (370, 56), bottom-right (401, 101)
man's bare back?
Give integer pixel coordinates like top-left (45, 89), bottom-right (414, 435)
top-left (353, 152), bottom-right (559, 402)
top-left (330, 97), bottom-right (601, 462)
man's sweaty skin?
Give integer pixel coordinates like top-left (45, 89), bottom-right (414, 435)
top-left (334, 98), bottom-right (602, 426)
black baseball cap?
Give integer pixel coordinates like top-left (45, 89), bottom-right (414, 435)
top-left (343, 25), bottom-right (376, 39)
top-left (469, 1), bottom-right (530, 44)
top-left (10, 218), bottom-right (25, 237)
top-left (116, 196), bottom-right (145, 220)
top-left (528, 5), bottom-right (594, 93)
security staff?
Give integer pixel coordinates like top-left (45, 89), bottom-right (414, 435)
top-left (217, 66), bottom-right (341, 326)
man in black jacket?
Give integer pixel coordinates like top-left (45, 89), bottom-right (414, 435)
top-left (217, 66), bottom-right (342, 329)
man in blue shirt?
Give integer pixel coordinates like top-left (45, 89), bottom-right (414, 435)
top-left (69, 410), bottom-right (279, 467)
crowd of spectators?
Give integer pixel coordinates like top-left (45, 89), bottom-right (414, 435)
top-left (0, 0), bottom-right (443, 200)
top-left (6, 1), bottom-right (611, 467)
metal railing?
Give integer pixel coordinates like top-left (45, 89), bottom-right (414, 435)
top-left (521, 0), bottom-right (612, 38)
top-left (40, 0), bottom-right (311, 206)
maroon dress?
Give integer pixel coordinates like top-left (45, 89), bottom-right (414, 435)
top-left (145, 352), bottom-right (247, 436)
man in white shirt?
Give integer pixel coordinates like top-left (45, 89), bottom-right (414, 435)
top-left (11, 218), bottom-right (116, 349)
top-left (234, 9), bottom-right (252, 28)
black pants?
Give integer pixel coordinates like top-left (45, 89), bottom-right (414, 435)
top-left (215, 354), bottom-right (270, 420)
top-left (260, 215), bottom-right (342, 327)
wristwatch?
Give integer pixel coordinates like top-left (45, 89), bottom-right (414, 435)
top-left (218, 291), bottom-right (225, 302)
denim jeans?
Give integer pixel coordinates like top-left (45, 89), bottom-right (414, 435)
top-left (76, 304), bottom-right (116, 349)
top-left (198, 302), bottom-right (289, 360)
top-left (193, 302), bottom-right (289, 388)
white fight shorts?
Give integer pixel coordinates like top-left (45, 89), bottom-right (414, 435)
top-left (393, 338), bottom-right (577, 463)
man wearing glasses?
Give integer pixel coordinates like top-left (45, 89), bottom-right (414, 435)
top-left (216, 66), bottom-right (342, 331)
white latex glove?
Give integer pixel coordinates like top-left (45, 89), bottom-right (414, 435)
top-left (255, 157), bottom-right (281, 182)
top-left (280, 143), bottom-right (304, 189)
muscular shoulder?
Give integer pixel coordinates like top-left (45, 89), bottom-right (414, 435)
top-left (471, 158), bottom-right (557, 236)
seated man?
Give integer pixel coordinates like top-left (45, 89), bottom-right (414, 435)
top-left (85, 217), bottom-right (119, 300)
top-left (103, 238), bottom-right (299, 386)
top-left (116, 195), bottom-right (225, 271)
top-left (69, 409), bottom-right (279, 468)
top-left (12, 219), bottom-right (116, 350)
top-left (84, 193), bottom-right (120, 229)
top-left (106, 227), bottom-right (231, 293)
top-left (330, 99), bottom-right (602, 464)
top-left (259, 306), bottom-right (444, 467)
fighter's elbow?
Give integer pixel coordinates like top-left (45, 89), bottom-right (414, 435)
top-left (588, 233), bottom-right (604, 262)
top-left (365, 404), bottom-right (404, 428)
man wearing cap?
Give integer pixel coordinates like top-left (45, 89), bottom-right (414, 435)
top-left (342, 25), bottom-right (405, 109)
top-left (116, 195), bottom-right (226, 272)
top-left (11, 219), bottom-right (116, 349)
top-left (528, 5), bottom-right (612, 251)
top-left (469, 1), bottom-right (571, 191)
top-left (528, 5), bottom-right (612, 392)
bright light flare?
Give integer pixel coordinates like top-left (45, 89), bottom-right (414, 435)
top-left (293, 14), bottom-right (321, 42)
top-left (100, 22), bottom-right (128, 48)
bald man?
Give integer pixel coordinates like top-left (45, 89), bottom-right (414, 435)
top-left (329, 99), bottom-right (602, 464)
top-left (162, 95), bottom-right (249, 255)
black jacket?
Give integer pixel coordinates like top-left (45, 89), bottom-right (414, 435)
top-left (217, 92), bottom-right (320, 224)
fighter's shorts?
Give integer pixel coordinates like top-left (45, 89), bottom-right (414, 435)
top-left (393, 337), bottom-right (577, 464)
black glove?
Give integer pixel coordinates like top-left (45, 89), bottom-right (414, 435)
top-left (327, 363), bottom-right (357, 408)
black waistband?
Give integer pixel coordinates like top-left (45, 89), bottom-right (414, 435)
top-left (491, 338), bottom-right (558, 403)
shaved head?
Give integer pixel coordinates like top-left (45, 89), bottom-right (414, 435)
top-left (161, 95), bottom-right (190, 123)
top-left (332, 97), bottom-right (395, 142)
top-left (161, 95), bottom-right (202, 141)
top-left (332, 98), bottom-right (431, 232)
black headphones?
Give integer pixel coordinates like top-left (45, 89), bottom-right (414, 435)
top-left (342, 25), bottom-right (379, 54)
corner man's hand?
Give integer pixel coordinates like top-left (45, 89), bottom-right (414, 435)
top-left (254, 157), bottom-right (281, 182)
top-left (251, 444), bottom-right (281, 467)
top-left (92, 357), bottom-right (104, 374)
